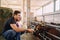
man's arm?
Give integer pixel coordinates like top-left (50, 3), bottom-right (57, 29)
top-left (10, 24), bottom-right (34, 32)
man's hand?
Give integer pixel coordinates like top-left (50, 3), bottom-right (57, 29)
top-left (27, 29), bottom-right (34, 33)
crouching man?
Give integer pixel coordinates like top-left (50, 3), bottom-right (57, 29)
top-left (2, 10), bottom-right (34, 40)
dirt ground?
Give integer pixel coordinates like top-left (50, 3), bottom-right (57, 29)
top-left (21, 33), bottom-right (40, 40)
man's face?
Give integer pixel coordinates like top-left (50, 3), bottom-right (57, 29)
top-left (15, 13), bottom-right (21, 21)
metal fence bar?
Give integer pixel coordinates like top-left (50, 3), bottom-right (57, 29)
top-left (47, 32), bottom-right (60, 40)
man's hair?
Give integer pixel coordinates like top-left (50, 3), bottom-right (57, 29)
top-left (14, 10), bottom-right (21, 15)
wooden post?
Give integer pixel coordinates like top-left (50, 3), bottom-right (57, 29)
top-left (26, 0), bottom-right (30, 26)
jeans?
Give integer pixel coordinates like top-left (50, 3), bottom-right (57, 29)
top-left (3, 30), bottom-right (20, 40)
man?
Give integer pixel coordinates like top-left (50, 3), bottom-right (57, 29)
top-left (2, 10), bottom-right (34, 40)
